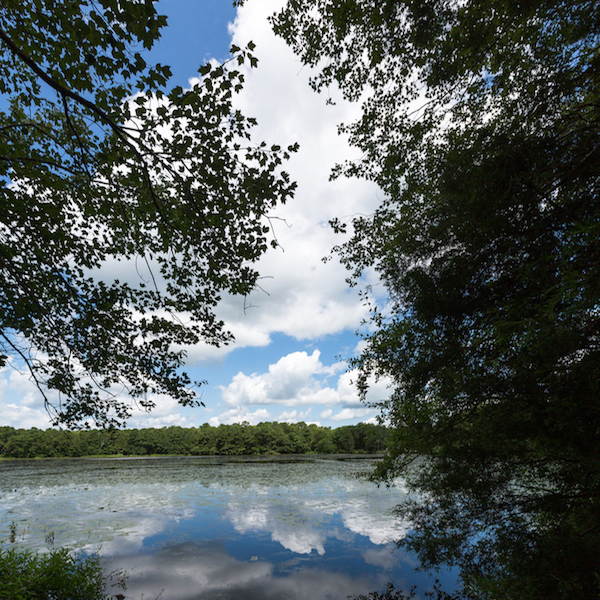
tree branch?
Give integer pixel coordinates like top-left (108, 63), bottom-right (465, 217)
top-left (0, 24), bottom-right (172, 227)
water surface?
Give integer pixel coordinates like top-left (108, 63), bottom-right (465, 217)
top-left (0, 456), bottom-right (455, 599)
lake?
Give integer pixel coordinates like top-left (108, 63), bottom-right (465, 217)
top-left (0, 455), bottom-right (456, 600)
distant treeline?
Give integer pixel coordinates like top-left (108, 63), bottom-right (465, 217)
top-left (0, 422), bottom-right (390, 459)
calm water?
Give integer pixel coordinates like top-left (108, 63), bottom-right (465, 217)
top-left (0, 456), bottom-right (455, 599)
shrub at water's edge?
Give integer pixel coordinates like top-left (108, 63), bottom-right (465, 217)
top-left (352, 582), bottom-right (463, 600)
top-left (0, 546), bottom-right (113, 600)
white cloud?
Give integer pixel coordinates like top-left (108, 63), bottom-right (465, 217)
top-left (208, 406), bottom-right (271, 427)
top-left (0, 402), bottom-right (50, 430)
top-left (0, 364), bottom-right (55, 429)
top-left (219, 350), bottom-right (355, 408)
top-left (216, 351), bottom-right (390, 426)
top-left (330, 408), bottom-right (374, 422)
top-left (180, 0), bottom-right (383, 367)
top-left (277, 408), bottom-right (312, 423)
top-left (0, 0), bottom-right (389, 431)
top-left (0, 360), bottom-right (200, 430)
top-left (184, 319), bottom-right (273, 366)
top-left (127, 394), bottom-right (192, 429)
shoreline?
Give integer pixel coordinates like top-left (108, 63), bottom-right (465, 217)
top-left (0, 452), bottom-right (384, 462)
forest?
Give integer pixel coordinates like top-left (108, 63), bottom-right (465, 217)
top-left (1, 0), bottom-right (599, 596)
top-left (0, 422), bottom-right (390, 459)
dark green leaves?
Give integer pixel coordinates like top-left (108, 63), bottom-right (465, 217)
top-left (274, 1), bottom-right (600, 598)
top-left (0, 547), bottom-right (108, 600)
top-left (0, 1), bottom-right (298, 428)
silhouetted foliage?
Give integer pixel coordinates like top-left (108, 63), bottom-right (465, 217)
top-left (274, 0), bottom-right (600, 598)
top-left (351, 581), bottom-right (463, 600)
top-left (0, 0), bottom-right (297, 428)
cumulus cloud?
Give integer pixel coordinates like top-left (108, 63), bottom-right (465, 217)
top-left (277, 408), bottom-right (313, 423)
top-left (0, 401), bottom-right (50, 430)
top-left (331, 408), bottom-right (374, 422)
top-left (216, 350), bottom-right (390, 425)
top-left (0, 363), bottom-right (57, 429)
top-left (0, 0), bottom-right (390, 431)
top-left (179, 0), bottom-right (383, 368)
top-left (208, 407), bottom-right (271, 427)
top-left (191, 0), bottom-right (393, 429)
top-left (218, 350), bottom-right (359, 411)
top-left (0, 360), bottom-right (200, 430)
top-left (127, 394), bottom-right (194, 429)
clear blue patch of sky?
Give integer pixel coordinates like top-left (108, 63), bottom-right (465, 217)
top-left (149, 0), bottom-right (237, 87)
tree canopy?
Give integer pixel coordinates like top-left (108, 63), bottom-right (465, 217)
top-left (0, 0), bottom-right (297, 428)
top-left (273, 0), bottom-right (600, 598)
top-left (0, 421), bottom-right (390, 458)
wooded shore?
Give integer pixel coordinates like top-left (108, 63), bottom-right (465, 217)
top-left (0, 422), bottom-right (390, 459)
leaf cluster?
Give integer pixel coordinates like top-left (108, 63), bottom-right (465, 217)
top-left (0, 546), bottom-right (108, 600)
top-left (273, 1), bottom-right (600, 598)
top-left (0, 1), bottom-right (298, 427)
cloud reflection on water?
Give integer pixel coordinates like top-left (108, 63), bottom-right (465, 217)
top-left (103, 540), bottom-right (386, 600)
top-left (228, 504), bottom-right (327, 555)
top-left (1, 458), bottom-right (455, 600)
top-left (227, 493), bottom-right (410, 551)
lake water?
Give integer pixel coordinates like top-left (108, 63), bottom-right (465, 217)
top-left (0, 455), bottom-right (456, 600)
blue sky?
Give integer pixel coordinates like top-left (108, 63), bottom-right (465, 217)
top-left (0, 0), bottom-right (390, 430)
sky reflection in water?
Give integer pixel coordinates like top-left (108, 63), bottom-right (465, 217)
top-left (0, 456), bottom-right (456, 599)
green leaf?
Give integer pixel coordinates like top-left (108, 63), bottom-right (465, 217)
top-left (272, 0), bottom-right (600, 597)
top-left (0, 0), bottom-right (297, 429)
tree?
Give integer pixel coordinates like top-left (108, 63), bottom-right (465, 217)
top-left (0, 0), bottom-right (297, 428)
top-left (273, 1), bottom-right (600, 598)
